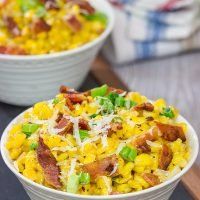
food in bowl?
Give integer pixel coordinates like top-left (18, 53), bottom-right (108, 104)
top-left (0, 0), bottom-right (107, 55)
top-left (5, 85), bottom-right (190, 195)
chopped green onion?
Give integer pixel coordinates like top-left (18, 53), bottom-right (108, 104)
top-left (101, 99), bottom-right (114, 115)
top-left (84, 12), bottom-right (107, 25)
top-left (30, 142), bottom-right (38, 150)
top-left (107, 92), bottom-right (119, 104)
top-left (79, 130), bottom-right (89, 141)
top-left (91, 84), bottom-right (108, 98)
top-left (79, 172), bottom-right (90, 185)
top-left (36, 5), bottom-right (46, 17)
top-left (90, 114), bottom-right (98, 118)
top-left (125, 100), bottom-right (137, 109)
top-left (67, 174), bottom-right (79, 194)
top-left (22, 123), bottom-right (39, 137)
top-left (119, 146), bottom-right (137, 162)
top-left (17, 0), bottom-right (43, 13)
top-left (115, 96), bottom-right (125, 107)
top-left (52, 97), bottom-right (60, 105)
top-left (160, 107), bottom-right (175, 119)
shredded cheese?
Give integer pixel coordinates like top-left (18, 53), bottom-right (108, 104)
top-left (68, 158), bottom-right (77, 176)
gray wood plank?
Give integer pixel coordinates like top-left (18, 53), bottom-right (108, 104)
top-left (112, 51), bottom-right (200, 164)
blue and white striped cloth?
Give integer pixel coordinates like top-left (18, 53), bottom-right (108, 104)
top-left (103, 0), bottom-right (200, 64)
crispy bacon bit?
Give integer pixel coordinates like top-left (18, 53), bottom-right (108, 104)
top-left (31, 19), bottom-right (51, 34)
top-left (67, 0), bottom-right (95, 14)
top-left (108, 87), bottom-right (125, 95)
top-left (65, 93), bottom-right (87, 104)
top-left (55, 117), bottom-right (73, 135)
top-left (146, 116), bottom-right (154, 121)
top-left (4, 16), bottom-right (20, 37)
top-left (142, 173), bottom-right (160, 187)
top-left (64, 95), bottom-right (75, 111)
top-left (55, 113), bottom-right (63, 123)
top-left (66, 14), bottom-right (82, 32)
top-left (133, 127), bottom-right (158, 153)
top-left (61, 86), bottom-right (87, 104)
top-left (0, 45), bottom-right (26, 55)
top-left (40, 0), bottom-right (59, 9)
top-left (79, 118), bottom-right (90, 130)
top-left (60, 85), bottom-right (74, 93)
top-left (134, 102), bottom-right (154, 112)
top-left (107, 122), bottom-right (122, 137)
top-left (37, 137), bottom-right (62, 188)
top-left (156, 122), bottom-right (186, 142)
top-left (82, 155), bottom-right (118, 180)
top-left (56, 117), bottom-right (90, 135)
top-left (159, 144), bottom-right (173, 170)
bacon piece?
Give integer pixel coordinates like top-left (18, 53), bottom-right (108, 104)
top-left (65, 14), bottom-right (82, 32)
top-left (107, 122), bottom-right (122, 137)
top-left (4, 16), bottom-right (20, 37)
top-left (60, 85), bottom-right (75, 93)
top-left (64, 95), bottom-right (75, 111)
top-left (31, 19), bottom-right (51, 34)
top-left (56, 117), bottom-right (90, 135)
top-left (159, 144), bottom-right (173, 170)
top-left (61, 86), bottom-right (87, 104)
top-left (133, 127), bottom-right (158, 153)
top-left (67, 0), bottom-right (95, 14)
top-left (56, 117), bottom-right (73, 135)
top-left (108, 87), bottom-right (125, 95)
top-left (110, 191), bottom-right (121, 195)
top-left (37, 137), bottom-right (62, 188)
top-left (146, 116), bottom-right (154, 121)
top-left (79, 118), bottom-right (90, 130)
top-left (156, 122), bottom-right (186, 142)
top-left (40, 0), bottom-right (59, 9)
top-left (142, 173), bottom-right (160, 187)
top-left (134, 102), bottom-right (154, 112)
top-left (0, 45), bottom-right (26, 55)
top-left (65, 93), bottom-right (87, 104)
top-left (82, 155), bottom-right (118, 180)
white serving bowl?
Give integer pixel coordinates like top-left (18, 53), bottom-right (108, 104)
top-left (1, 110), bottom-right (199, 200)
top-left (0, 0), bottom-right (114, 106)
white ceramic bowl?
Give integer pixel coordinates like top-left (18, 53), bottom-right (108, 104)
top-left (0, 0), bottom-right (114, 106)
top-left (1, 110), bottom-right (199, 200)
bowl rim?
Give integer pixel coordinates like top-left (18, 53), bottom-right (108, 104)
top-left (1, 107), bottom-right (199, 199)
top-left (0, 0), bottom-right (114, 61)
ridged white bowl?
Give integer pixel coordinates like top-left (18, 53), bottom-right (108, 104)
top-left (0, 0), bottom-right (114, 106)
top-left (1, 111), bottom-right (199, 200)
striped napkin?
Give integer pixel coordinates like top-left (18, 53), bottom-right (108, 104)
top-left (103, 0), bottom-right (200, 64)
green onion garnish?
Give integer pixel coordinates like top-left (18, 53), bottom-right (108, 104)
top-left (119, 146), bottom-right (137, 162)
top-left (107, 92), bottom-right (119, 104)
top-left (84, 12), bottom-right (107, 25)
top-left (79, 130), bottom-right (89, 141)
top-left (91, 84), bottom-right (108, 98)
top-left (79, 172), bottom-right (90, 185)
top-left (22, 123), bottom-right (39, 137)
top-left (52, 97), bottom-right (60, 105)
top-left (115, 96), bottom-right (125, 107)
top-left (30, 142), bottom-right (38, 150)
top-left (90, 114), bottom-right (98, 118)
top-left (160, 107), bottom-right (175, 119)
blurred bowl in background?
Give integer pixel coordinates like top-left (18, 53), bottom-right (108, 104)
top-left (0, 0), bottom-right (114, 106)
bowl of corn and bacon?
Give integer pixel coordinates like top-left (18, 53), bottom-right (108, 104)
top-left (0, 0), bottom-right (114, 106)
top-left (1, 85), bottom-right (199, 200)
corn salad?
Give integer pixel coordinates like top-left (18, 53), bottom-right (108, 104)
top-left (0, 0), bottom-right (107, 55)
top-left (6, 85), bottom-right (190, 195)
